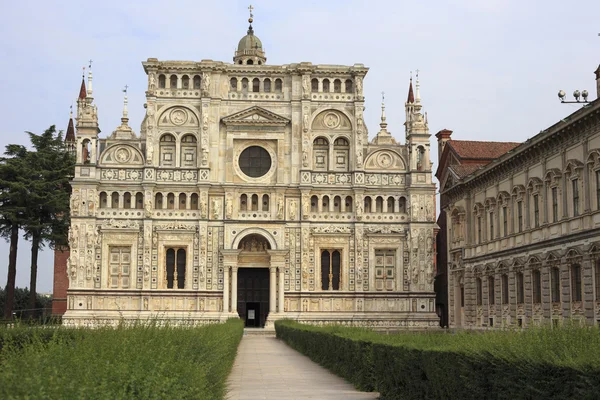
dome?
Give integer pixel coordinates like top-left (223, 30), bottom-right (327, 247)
top-left (237, 28), bottom-right (263, 52)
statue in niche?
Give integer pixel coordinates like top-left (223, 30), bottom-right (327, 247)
top-left (200, 196), bottom-right (207, 217)
top-left (302, 76), bottom-right (310, 98)
top-left (302, 151), bottom-right (308, 168)
top-left (277, 197), bottom-right (284, 219)
top-left (145, 197), bottom-right (153, 217)
top-left (356, 150), bottom-right (363, 167)
top-left (86, 228), bottom-right (95, 248)
top-left (212, 198), bottom-right (220, 219)
top-left (148, 73), bottom-right (156, 90)
top-left (355, 200), bottom-right (363, 216)
top-left (202, 113), bottom-right (209, 130)
top-left (226, 195), bottom-right (233, 219)
top-left (68, 257), bottom-right (76, 279)
top-left (143, 298), bottom-right (149, 310)
top-left (238, 234), bottom-right (270, 252)
top-left (201, 73), bottom-right (211, 93)
top-left (302, 196), bottom-right (310, 216)
top-left (355, 76), bottom-right (363, 97)
top-left (289, 200), bottom-right (296, 220)
top-left (71, 191), bottom-right (80, 216)
top-left (303, 113), bottom-right (309, 133)
top-left (68, 225), bottom-right (79, 249)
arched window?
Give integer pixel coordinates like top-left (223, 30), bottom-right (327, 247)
top-left (322, 195), bottom-right (330, 212)
top-left (516, 272), bottom-right (524, 304)
top-left (345, 196), bottom-right (353, 212)
top-left (111, 192), bottom-right (119, 208)
top-left (158, 74), bottom-right (166, 89)
top-left (311, 78), bottom-right (318, 92)
top-left (263, 78), bottom-right (271, 92)
top-left (167, 193), bottom-right (175, 210)
top-left (247, 59), bottom-right (254, 65)
top-left (571, 264), bottom-right (582, 302)
top-left (81, 139), bottom-right (90, 164)
top-left (416, 146), bottom-right (425, 171)
top-left (241, 78), bottom-right (249, 93)
top-left (476, 278), bottom-right (482, 305)
top-left (191, 193), bottom-right (199, 210)
top-left (387, 197), bottom-right (395, 213)
top-left (181, 75), bottom-right (190, 89)
top-left (159, 134), bottom-right (176, 167)
top-left (262, 194), bottom-right (269, 211)
top-left (345, 79), bottom-right (353, 93)
top-left (551, 266), bottom-right (561, 303)
top-left (165, 248), bottom-right (186, 289)
top-left (333, 79), bottom-right (341, 93)
top-left (333, 137), bottom-right (349, 171)
top-left (169, 75), bottom-right (178, 89)
top-left (179, 193), bottom-right (186, 210)
top-left (311, 195), bottom-right (318, 213)
top-left (155, 193), bottom-right (163, 209)
top-left (488, 276), bottom-right (495, 305)
top-left (193, 75), bottom-right (201, 89)
top-left (135, 192), bottom-right (143, 209)
top-left (252, 78), bottom-right (260, 92)
top-left (274, 78), bottom-right (282, 92)
top-left (398, 197), bottom-right (406, 213)
top-left (251, 194), bottom-right (258, 211)
top-left (375, 196), bottom-right (383, 213)
top-left (124, 192), bottom-right (132, 209)
top-left (364, 196), bottom-right (372, 213)
top-left (333, 196), bottom-right (341, 212)
top-left (240, 194), bottom-right (248, 211)
top-left (180, 134), bottom-right (197, 168)
top-left (313, 137), bottom-right (329, 171)
top-left (322, 79), bottom-right (330, 92)
top-left (501, 274), bottom-right (509, 304)
top-left (321, 249), bottom-right (341, 290)
top-left (230, 77), bottom-right (238, 91)
top-left (99, 192), bottom-right (108, 209)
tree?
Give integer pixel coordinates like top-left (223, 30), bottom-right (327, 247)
top-left (22, 126), bottom-right (73, 318)
top-left (0, 144), bottom-right (31, 320)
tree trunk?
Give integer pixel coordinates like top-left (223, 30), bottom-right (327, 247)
top-left (27, 230), bottom-right (40, 319)
top-left (3, 224), bottom-right (19, 320)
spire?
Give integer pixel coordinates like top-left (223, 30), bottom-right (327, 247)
top-left (407, 74), bottom-right (415, 103)
top-left (87, 60), bottom-right (93, 97)
top-left (65, 106), bottom-right (75, 144)
top-left (380, 91), bottom-right (387, 130)
top-left (78, 67), bottom-right (87, 100)
top-left (371, 91), bottom-right (396, 145)
top-left (122, 85), bottom-right (129, 121)
top-left (415, 69), bottom-right (421, 104)
top-left (247, 4), bottom-right (254, 35)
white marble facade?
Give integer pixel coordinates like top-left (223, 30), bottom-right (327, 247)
top-left (63, 20), bottom-right (438, 329)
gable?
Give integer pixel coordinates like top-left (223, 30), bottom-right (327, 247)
top-left (221, 106), bottom-right (290, 127)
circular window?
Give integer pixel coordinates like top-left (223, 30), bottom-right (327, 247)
top-left (239, 146), bottom-right (272, 178)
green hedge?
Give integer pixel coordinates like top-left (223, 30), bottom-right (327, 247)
top-left (275, 320), bottom-right (600, 400)
top-left (0, 319), bottom-right (244, 400)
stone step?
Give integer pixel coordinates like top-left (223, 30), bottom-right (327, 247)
top-left (243, 327), bottom-right (275, 336)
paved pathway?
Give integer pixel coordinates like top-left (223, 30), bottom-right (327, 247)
top-left (226, 334), bottom-right (379, 400)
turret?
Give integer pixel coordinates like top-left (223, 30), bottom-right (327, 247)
top-left (595, 64), bottom-right (600, 99)
top-left (233, 5), bottom-right (266, 65)
top-left (405, 72), bottom-right (431, 172)
top-left (75, 62), bottom-right (100, 167)
top-left (435, 129), bottom-right (452, 163)
top-left (108, 86), bottom-right (137, 140)
top-left (371, 92), bottom-right (396, 145)
top-left (65, 107), bottom-right (76, 156)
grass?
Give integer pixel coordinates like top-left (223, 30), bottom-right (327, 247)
top-left (0, 318), bottom-right (244, 400)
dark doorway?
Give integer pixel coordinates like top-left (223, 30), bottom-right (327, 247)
top-left (237, 268), bottom-right (270, 327)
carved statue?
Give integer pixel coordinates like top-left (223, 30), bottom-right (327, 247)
top-left (290, 200), bottom-right (296, 220)
top-left (212, 198), bottom-right (220, 219)
top-left (302, 196), bottom-right (310, 216)
top-left (148, 73), bottom-right (156, 90)
top-left (302, 151), bottom-right (308, 167)
top-left (200, 196), bottom-right (207, 217)
top-left (68, 257), bottom-right (76, 279)
top-left (302, 76), bottom-right (310, 97)
top-left (303, 113), bottom-right (309, 132)
top-left (71, 191), bottom-right (80, 216)
top-left (355, 201), bottom-right (363, 215)
top-left (355, 76), bottom-right (363, 97)
top-left (356, 150), bottom-right (363, 167)
top-left (86, 228), bottom-right (95, 248)
top-left (145, 198), bottom-right (153, 217)
top-left (226, 195), bottom-right (233, 219)
top-left (277, 197), bottom-right (284, 219)
top-left (202, 113), bottom-right (209, 130)
top-left (69, 225), bottom-right (79, 249)
top-left (201, 73), bottom-right (211, 93)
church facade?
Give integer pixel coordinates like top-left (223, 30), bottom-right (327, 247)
top-left (60, 16), bottom-right (438, 328)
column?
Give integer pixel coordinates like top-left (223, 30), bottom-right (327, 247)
top-left (269, 267), bottom-right (277, 313)
top-left (231, 267), bottom-right (238, 314)
top-left (223, 266), bottom-right (229, 313)
top-left (118, 192), bottom-right (124, 209)
top-left (278, 267), bottom-right (285, 313)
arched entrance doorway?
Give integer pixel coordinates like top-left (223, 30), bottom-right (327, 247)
top-left (237, 234), bottom-right (271, 327)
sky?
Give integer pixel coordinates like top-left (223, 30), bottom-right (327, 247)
top-left (0, 0), bottom-right (598, 295)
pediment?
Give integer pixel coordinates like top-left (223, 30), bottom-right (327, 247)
top-left (222, 106), bottom-right (290, 127)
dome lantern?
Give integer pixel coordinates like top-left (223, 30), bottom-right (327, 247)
top-left (233, 5), bottom-right (266, 65)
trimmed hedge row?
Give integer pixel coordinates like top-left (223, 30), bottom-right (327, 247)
top-left (0, 319), bottom-right (244, 400)
top-left (275, 320), bottom-right (600, 400)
